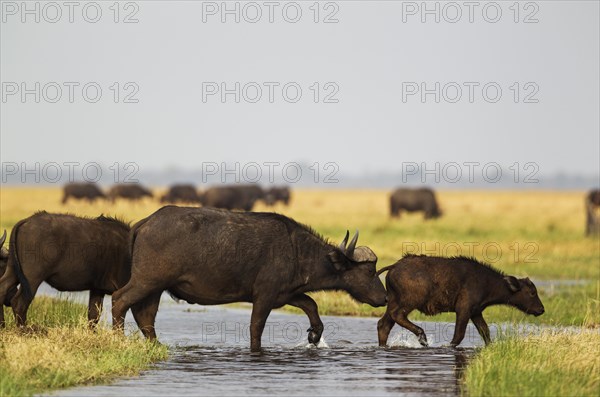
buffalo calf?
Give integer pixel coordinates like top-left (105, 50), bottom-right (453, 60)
top-left (377, 255), bottom-right (544, 347)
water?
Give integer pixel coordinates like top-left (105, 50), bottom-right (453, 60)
top-left (36, 284), bottom-right (490, 397)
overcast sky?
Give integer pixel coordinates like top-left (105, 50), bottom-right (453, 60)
top-left (1, 1), bottom-right (599, 184)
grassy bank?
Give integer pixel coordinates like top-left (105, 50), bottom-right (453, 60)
top-left (462, 329), bottom-right (600, 396)
top-left (0, 297), bottom-right (168, 397)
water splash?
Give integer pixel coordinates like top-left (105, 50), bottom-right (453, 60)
top-left (387, 333), bottom-right (425, 348)
top-left (295, 337), bottom-right (329, 349)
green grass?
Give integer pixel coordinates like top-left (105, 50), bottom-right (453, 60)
top-left (2, 295), bottom-right (87, 328)
top-left (462, 329), bottom-right (600, 397)
top-left (0, 297), bottom-right (168, 397)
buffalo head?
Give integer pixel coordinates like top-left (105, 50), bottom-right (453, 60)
top-left (327, 230), bottom-right (387, 307)
top-left (504, 276), bottom-right (545, 316)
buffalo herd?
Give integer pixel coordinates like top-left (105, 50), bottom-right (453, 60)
top-left (0, 186), bottom-right (597, 350)
top-left (61, 183), bottom-right (291, 211)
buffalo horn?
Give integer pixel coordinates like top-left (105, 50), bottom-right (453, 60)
top-left (339, 230), bottom-right (350, 251)
top-left (346, 230), bottom-right (359, 259)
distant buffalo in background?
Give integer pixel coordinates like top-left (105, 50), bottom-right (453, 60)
top-left (585, 189), bottom-right (600, 236)
top-left (161, 184), bottom-right (201, 205)
top-left (62, 183), bottom-right (106, 204)
top-left (264, 186), bottom-right (291, 206)
top-left (108, 184), bottom-right (153, 202)
top-left (390, 187), bottom-right (442, 219)
top-left (200, 185), bottom-right (264, 211)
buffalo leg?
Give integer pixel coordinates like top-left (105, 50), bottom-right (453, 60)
top-left (390, 308), bottom-right (428, 347)
top-left (112, 282), bottom-right (152, 334)
top-left (131, 292), bottom-right (162, 339)
top-left (249, 302), bottom-right (272, 352)
top-left (0, 268), bottom-right (19, 327)
top-left (288, 294), bottom-right (323, 345)
top-left (471, 313), bottom-right (491, 345)
top-left (88, 290), bottom-right (104, 327)
top-left (377, 311), bottom-right (395, 346)
top-left (450, 311), bottom-right (471, 347)
top-left (11, 279), bottom-right (42, 327)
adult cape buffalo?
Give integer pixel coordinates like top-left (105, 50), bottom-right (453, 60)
top-left (0, 231), bottom-right (13, 306)
top-left (0, 231), bottom-right (7, 276)
top-left (264, 187), bottom-right (291, 206)
top-left (0, 212), bottom-right (131, 327)
top-left (160, 184), bottom-right (201, 204)
top-left (200, 185), bottom-right (263, 211)
top-left (585, 189), bottom-right (600, 236)
top-left (62, 182), bottom-right (106, 204)
top-left (390, 187), bottom-right (442, 219)
top-left (112, 206), bottom-right (387, 351)
top-left (108, 184), bottom-right (153, 202)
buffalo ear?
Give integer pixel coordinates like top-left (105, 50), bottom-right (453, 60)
top-left (327, 250), bottom-right (350, 272)
top-left (504, 276), bottom-right (521, 292)
top-left (523, 277), bottom-right (534, 287)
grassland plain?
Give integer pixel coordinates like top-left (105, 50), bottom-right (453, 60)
top-left (0, 188), bottom-right (598, 396)
top-left (1, 188), bottom-right (597, 325)
top-left (0, 297), bottom-right (168, 397)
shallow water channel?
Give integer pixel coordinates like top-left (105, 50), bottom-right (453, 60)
top-left (37, 284), bottom-right (494, 396)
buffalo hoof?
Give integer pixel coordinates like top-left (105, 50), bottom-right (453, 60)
top-left (307, 327), bottom-right (323, 345)
top-left (418, 334), bottom-right (429, 347)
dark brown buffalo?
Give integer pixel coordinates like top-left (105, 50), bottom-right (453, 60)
top-left (160, 184), bottom-right (201, 204)
top-left (376, 255), bottom-right (544, 347)
top-left (0, 231), bottom-right (14, 306)
top-left (264, 187), bottom-right (291, 206)
top-left (585, 189), bottom-right (600, 236)
top-left (62, 183), bottom-right (106, 204)
top-left (200, 185), bottom-right (264, 211)
top-left (0, 212), bottom-right (131, 327)
top-left (112, 206), bottom-right (387, 351)
top-left (234, 184), bottom-right (265, 208)
top-left (0, 231), bottom-right (7, 276)
top-left (390, 187), bottom-right (441, 219)
top-left (108, 184), bottom-right (153, 202)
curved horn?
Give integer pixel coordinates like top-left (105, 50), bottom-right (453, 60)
top-left (0, 230), bottom-right (6, 247)
top-left (339, 230), bottom-right (350, 251)
top-left (346, 230), bottom-right (359, 259)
